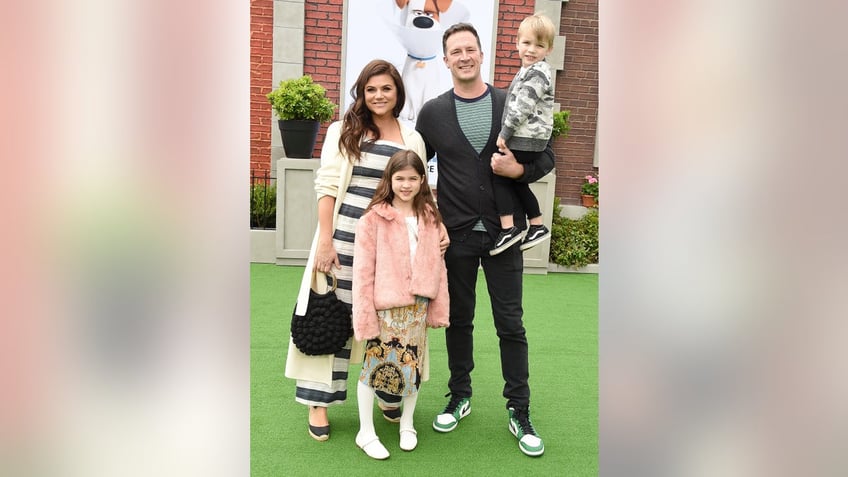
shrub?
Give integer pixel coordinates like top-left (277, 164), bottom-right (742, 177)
top-left (551, 110), bottom-right (571, 139)
top-left (266, 75), bottom-right (337, 122)
top-left (549, 197), bottom-right (598, 268)
top-left (251, 182), bottom-right (277, 229)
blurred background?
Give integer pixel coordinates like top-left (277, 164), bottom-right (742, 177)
top-left (1, 0), bottom-right (845, 476)
top-left (1, 2), bottom-right (248, 475)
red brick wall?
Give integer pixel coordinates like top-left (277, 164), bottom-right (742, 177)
top-left (494, 1), bottom-right (536, 88)
top-left (555, 0), bottom-right (599, 202)
top-left (251, 0), bottom-right (599, 203)
top-left (303, 0), bottom-right (344, 159)
top-left (250, 0), bottom-right (273, 178)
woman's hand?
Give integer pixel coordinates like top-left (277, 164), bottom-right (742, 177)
top-left (438, 223), bottom-right (450, 256)
top-left (314, 237), bottom-right (340, 274)
top-left (314, 196), bottom-right (338, 274)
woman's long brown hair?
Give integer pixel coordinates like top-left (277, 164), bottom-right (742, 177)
top-left (366, 150), bottom-right (442, 227)
top-left (338, 59), bottom-right (406, 162)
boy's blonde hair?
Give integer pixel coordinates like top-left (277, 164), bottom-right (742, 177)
top-left (517, 14), bottom-right (555, 48)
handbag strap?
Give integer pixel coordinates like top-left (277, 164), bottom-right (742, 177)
top-left (295, 233), bottom-right (319, 316)
top-left (294, 231), bottom-right (337, 316)
top-left (310, 269), bottom-right (337, 293)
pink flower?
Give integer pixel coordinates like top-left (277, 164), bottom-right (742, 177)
top-left (588, 176), bottom-right (598, 184)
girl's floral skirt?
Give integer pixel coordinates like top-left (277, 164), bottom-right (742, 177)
top-left (359, 296), bottom-right (429, 397)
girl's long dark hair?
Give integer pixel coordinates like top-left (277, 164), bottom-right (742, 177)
top-left (339, 59), bottom-right (406, 162)
top-left (366, 150), bottom-right (442, 227)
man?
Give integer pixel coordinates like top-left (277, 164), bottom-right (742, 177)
top-left (415, 22), bottom-right (554, 457)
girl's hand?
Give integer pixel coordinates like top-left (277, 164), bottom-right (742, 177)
top-left (496, 135), bottom-right (507, 150)
top-left (314, 237), bottom-right (340, 274)
top-left (438, 223), bottom-right (450, 256)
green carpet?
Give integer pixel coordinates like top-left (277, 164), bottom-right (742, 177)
top-left (251, 263), bottom-right (597, 476)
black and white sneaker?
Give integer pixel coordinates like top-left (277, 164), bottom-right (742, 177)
top-left (490, 227), bottom-right (523, 256)
top-left (519, 225), bottom-right (551, 251)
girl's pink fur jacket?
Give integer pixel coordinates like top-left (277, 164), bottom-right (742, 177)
top-left (352, 202), bottom-right (449, 341)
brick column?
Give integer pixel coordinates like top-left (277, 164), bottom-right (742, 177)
top-left (250, 0), bottom-right (274, 177)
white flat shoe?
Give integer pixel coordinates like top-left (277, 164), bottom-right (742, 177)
top-left (399, 429), bottom-right (418, 451)
top-left (355, 433), bottom-right (390, 460)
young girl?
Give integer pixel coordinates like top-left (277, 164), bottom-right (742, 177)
top-left (352, 150), bottom-right (449, 460)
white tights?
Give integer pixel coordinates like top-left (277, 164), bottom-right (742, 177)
top-left (357, 381), bottom-right (418, 439)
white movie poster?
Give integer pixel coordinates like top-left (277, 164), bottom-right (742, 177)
top-left (343, 0), bottom-right (497, 187)
top-left (342, 0), bottom-right (496, 125)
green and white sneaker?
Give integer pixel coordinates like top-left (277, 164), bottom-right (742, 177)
top-left (508, 407), bottom-right (545, 456)
top-left (432, 394), bottom-right (471, 433)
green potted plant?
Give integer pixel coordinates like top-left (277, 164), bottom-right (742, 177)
top-left (267, 75), bottom-right (337, 158)
top-left (551, 110), bottom-right (571, 140)
top-left (581, 174), bottom-right (599, 207)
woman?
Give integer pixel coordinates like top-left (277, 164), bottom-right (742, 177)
top-left (284, 59), bottom-right (442, 441)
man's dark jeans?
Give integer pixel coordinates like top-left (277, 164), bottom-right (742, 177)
top-left (443, 229), bottom-right (530, 410)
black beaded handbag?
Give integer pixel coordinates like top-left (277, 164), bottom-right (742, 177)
top-left (290, 271), bottom-right (352, 356)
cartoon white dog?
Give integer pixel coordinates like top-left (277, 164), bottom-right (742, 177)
top-left (390, 0), bottom-right (470, 123)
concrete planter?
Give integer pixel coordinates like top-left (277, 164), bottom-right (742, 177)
top-left (520, 171), bottom-right (557, 275)
top-left (275, 158), bottom-right (320, 265)
top-left (547, 262), bottom-right (599, 274)
top-left (250, 229), bottom-right (277, 264)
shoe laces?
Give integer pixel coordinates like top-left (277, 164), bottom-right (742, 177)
top-left (443, 393), bottom-right (465, 413)
top-left (512, 407), bottom-right (538, 436)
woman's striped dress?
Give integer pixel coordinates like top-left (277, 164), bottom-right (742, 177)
top-left (295, 140), bottom-right (405, 407)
